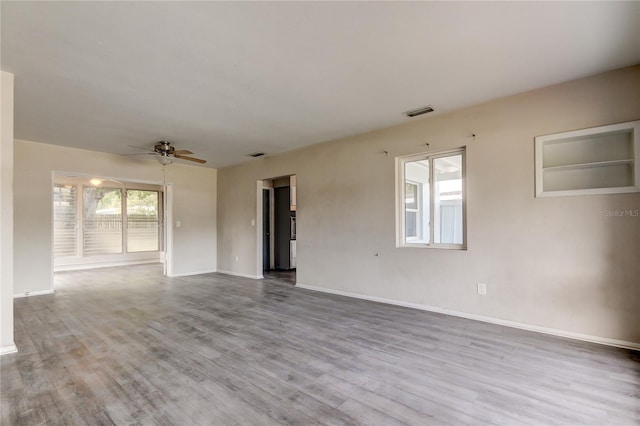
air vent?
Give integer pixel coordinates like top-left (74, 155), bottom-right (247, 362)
top-left (404, 106), bottom-right (434, 118)
top-left (249, 152), bottom-right (265, 158)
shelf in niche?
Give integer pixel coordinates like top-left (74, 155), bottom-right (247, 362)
top-left (542, 159), bottom-right (634, 173)
top-left (535, 120), bottom-right (639, 197)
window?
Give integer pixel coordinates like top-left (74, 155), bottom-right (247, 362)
top-left (397, 148), bottom-right (466, 248)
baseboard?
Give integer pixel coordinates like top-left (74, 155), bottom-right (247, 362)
top-left (14, 289), bottom-right (55, 299)
top-left (296, 283), bottom-right (640, 351)
top-left (168, 269), bottom-right (218, 278)
top-left (216, 270), bottom-right (262, 280)
top-left (0, 344), bottom-right (18, 355)
top-left (55, 259), bottom-right (162, 272)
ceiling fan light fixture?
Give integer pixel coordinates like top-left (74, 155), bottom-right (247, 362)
top-left (90, 178), bottom-right (102, 186)
top-left (157, 155), bottom-right (173, 165)
top-left (404, 106), bottom-right (434, 118)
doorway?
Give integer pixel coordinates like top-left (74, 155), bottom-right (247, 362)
top-left (260, 175), bottom-right (296, 284)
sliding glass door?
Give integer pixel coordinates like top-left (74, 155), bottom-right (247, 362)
top-left (83, 187), bottom-right (123, 255)
top-left (126, 190), bottom-right (160, 252)
top-left (53, 183), bottom-right (162, 261)
top-left (53, 184), bottom-right (78, 257)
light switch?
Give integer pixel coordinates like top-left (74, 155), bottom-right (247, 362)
top-left (176, 221), bottom-right (182, 228)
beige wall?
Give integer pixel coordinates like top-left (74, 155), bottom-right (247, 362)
top-left (14, 141), bottom-right (217, 295)
top-left (217, 65), bottom-right (640, 345)
top-left (1, 72), bottom-right (15, 352)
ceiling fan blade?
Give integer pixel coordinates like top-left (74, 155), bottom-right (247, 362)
top-left (173, 149), bottom-right (193, 155)
top-left (175, 154), bottom-right (206, 164)
top-left (121, 152), bottom-right (158, 157)
top-left (127, 145), bottom-right (154, 152)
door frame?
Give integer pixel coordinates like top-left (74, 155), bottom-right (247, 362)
top-left (255, 180), bottom-right (265, 279)
top-left (262, 188), bottom-right (271, 272)
top-left (256, 176), bottom-right (294, 280)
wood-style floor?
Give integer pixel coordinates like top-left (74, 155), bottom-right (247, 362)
top-left (1, 264), bottom-right (639, 425)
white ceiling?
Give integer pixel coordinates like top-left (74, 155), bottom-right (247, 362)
top-left (2, 1), bottom-right (639, 168)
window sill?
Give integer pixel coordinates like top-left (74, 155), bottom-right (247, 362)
top-left (397, 243), bottom-right (467, 250)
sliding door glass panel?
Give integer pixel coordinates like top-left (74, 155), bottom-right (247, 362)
top-left (433, 154), bottom-right (463, 244)
top-left (83, 187), bottom-right (123, 255)
top-left (126, 190), bottom-right (160, 252)
top-left (53, 184), bottom-right (77, 257)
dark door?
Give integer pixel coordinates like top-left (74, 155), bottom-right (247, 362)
top-left (262, 189), bottom-right (270, 271)
top-left (274, 186), bottom-right (291, 270)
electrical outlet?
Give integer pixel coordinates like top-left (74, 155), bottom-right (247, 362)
top-left (477, 282), bottom-right (487, 295)
top-left (235, 256), bottom-right (239, 263)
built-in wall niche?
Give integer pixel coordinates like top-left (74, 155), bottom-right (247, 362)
top-left (535, 120), bottom-right (640, 197)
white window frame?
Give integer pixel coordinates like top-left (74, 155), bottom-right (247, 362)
top-left (396, 147), bottom-right (467, 250)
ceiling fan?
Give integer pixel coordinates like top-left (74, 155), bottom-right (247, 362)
top-left (126, 141), bottom-right (206, 164)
